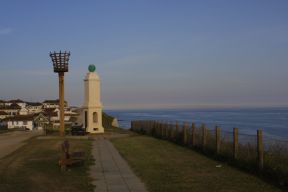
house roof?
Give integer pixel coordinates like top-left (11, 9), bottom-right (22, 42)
top-left (51, 112), bottom-right (58, 117)
top-left (19, 107), bottom-right (28, 111)
top-left (42, 99), bottom-right (68, 105)
top-left (10, 103), bottom-right (22, 109)
top-left (34, 113), bottom-right (49, 122)
top-left (26, 102), bottom-right (42, 106)
top-left (9, 99), bottom-right (25, 103)
top-left (43, 108), bottom-right (58, 117)
top-left (0, 104), bottom-right (21, 110)
top-left (3, 114), bottom-right (34, 121)
top-left (0, 111), bottom-right (8, 115)
top-left (43, 108), bottom-right (56, 113)
top-left (43, 99), bottom-right (59, 104)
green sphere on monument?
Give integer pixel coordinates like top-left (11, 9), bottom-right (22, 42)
top-left (88, 64), bottom-right (96, 72)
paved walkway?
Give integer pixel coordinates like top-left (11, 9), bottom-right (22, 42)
top-left (89, 136), bottom-right (147, 192)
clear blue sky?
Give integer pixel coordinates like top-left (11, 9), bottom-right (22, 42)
top-left (0, 0), bottom-right (288, 109)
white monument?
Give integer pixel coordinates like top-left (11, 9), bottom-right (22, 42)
top-left (82, 65), bottom-right (104, 133)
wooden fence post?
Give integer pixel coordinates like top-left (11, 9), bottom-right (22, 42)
top-left (158, 121), bottom-right (161, 137)
top-left (158, 121), bottom-right (162, 138)
top-left (147, 120), bottom-right (150, 134)
top-left (131, 121), bottom-right (134, 131)
top-left (134, 121), bottom-right (137, 132)
top-left (233, 128), bottom-right (238, 159)
top-left (257, 129), bottom-right (264, 171)
top-left (166, 121), bottom-right (170, 140)
top-left (149, 121), bottom-right (152, 135)
top-left (216, 126), bottom-right (221, 154)
top-left (167, 122), bottom-right (170, 139)
top-left (145, 120), bottom-right (147, 133)
top-left (183, 122), bottom-right (188, 145)
top-left (138, 121), bottom-right (141, 133)
top-left (140, 120), bottom-right (143, 133)
top-left (133, 121), bottom-right (136, 132)
top-left (154, 120), bottom-right (157, 136)
top-left (151, 121), bottom-right (154, 135)
top-left (162, 121), bottom-right (166, 139)
top-left (158, 121), bottom-right (161, 138)
top-left (175, 121), bottom-right (179, 142)
top-left (161, 121), bottom-right (165, 138)
top-left (202, 124), bottom-right (207, 150)
top-left (150, 120), bottom-right (153, 134)
top-left (136, 121), bottom-right (139, 132)
top-left (152, 120), bottom-right (155, 135)
top-left (153, 121), bottom-right (156, 136)
top-left (191, 123), bottom-right (196, 147)
top-left (164, 122), bottom-right (168, 139)
top-left (143, 121), bottom-right (146, 134)
top-left (170, 122), bottom-right (174, 141)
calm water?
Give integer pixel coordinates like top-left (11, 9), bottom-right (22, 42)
top-left (105, 107), bottom-right (288, 139)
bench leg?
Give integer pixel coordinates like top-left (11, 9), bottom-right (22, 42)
top-left (59, 158), bottom-right (67, 171)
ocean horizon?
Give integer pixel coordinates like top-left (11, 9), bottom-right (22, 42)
top-left (105, 107), bottom-right (288, 140)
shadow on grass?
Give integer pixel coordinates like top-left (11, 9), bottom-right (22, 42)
top-left (0, 138), bottom-right (94, 192)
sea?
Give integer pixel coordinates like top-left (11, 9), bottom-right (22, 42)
top-left (105, 107), bottom-right (288, 140)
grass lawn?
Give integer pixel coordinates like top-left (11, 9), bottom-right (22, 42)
top-left (0, 138), bottom-right (94, 192)
top-left (111, 135), bottom-right (282, 192)
top-left (0, 129), bottom-right (12, 134)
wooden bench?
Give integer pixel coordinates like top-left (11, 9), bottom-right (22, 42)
top-left (59, 140), bottom-right (85, 171)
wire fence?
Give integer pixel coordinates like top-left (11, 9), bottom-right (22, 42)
top-left (131, 120), bottom-right (288, 188)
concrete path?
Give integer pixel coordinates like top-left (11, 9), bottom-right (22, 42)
top-left (90, 136), bottom-right (147, 192)
top-left (0, 130), bottom-right (43, 159)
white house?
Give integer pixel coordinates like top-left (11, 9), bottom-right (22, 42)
top-left (19, 107), bottom-right (29, 115)
top-left (9, 99), bottom-right (27, 108)
top-left (0, 111), bottom-right (9, 120)
top-left (26, 102), bottom-right (43, 114)
top-left (33, 113), bottom-right (49, 130)
top-left (43, 108), bottom-right (58, 122)
top-left (2, 115), bottom-right (34, 130)
top-left (0, 100), bottom-right (5, 107)
top-left (42, 107), bottom-right (76, 129)
top-left (0, 103), bottom-right (21, 116)
top-left (42, 100), bottom-right (67, 109)
top-left (42, 100), bottom-right (59, 109)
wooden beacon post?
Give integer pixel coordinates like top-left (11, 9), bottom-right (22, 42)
top-left (50, 51), bottom-right (70, 137)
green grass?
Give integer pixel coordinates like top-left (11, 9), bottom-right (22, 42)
top-left (111, 135), bottom-right (282, 192)
top-left (0, 130), bottom-right (9, 134)
top-left (0, 138), bottom-right (94, 192)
